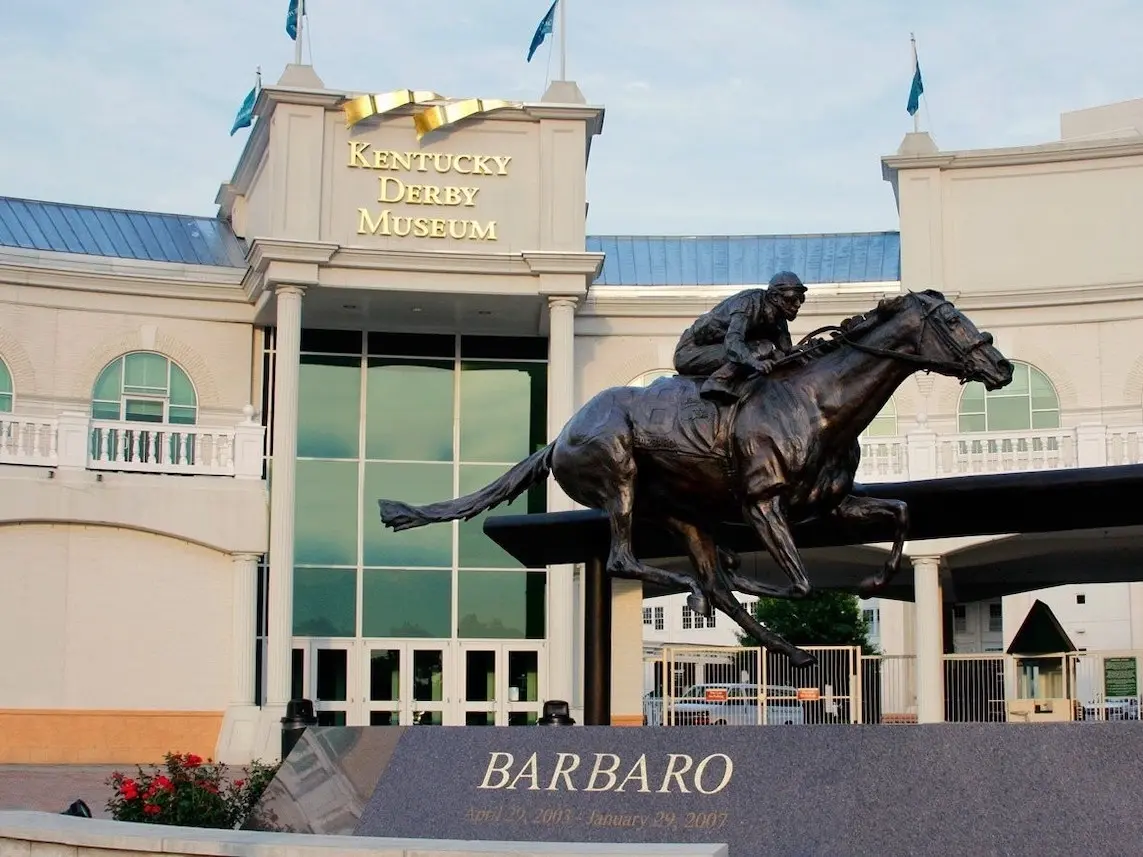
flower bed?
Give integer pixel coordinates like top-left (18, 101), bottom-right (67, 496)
top-left (106, 753), bottom-right (277, 829)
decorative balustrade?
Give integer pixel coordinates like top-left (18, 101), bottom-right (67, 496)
top-left (934, 428), bottom-right (1077, 476)
top-left (0, 408), bottom-right (264, 478)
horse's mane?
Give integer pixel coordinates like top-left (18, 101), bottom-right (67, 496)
top-left (792, 288), bottom-right (947, 362)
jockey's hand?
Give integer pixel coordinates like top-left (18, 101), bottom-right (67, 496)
top-left (754, 359), bottom-right (776, 374)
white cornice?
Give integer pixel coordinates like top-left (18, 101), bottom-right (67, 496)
top-left (331, 246), bottom-right (532, 276)
top-left (523, 251), bottom-right (606, 277)
top-left (882, 135), bottom-right (1143, 173)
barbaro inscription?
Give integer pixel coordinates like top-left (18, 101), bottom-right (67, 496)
top-left (477, 751), bottom-right (734, 795)
top-left (348, 141), bottom-right (507, 242)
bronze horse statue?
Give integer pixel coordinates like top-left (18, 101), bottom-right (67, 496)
top-left (378, 290), bottom-right (1014, 667)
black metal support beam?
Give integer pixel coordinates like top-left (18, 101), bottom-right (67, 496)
top-left (583, 555), bottom-right (612, 726)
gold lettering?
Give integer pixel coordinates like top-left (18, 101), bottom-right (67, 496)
top-left (492, 155), bottom-right (512, 176)
top-left (469, 220), bottom-right (497, 241)
top-left (348, 141), bottom-right (371, 168)
top-left (657, 754), bottom-right (694, 793)
top-left (432, 153), bottom-right (453, 173)
top-left (546, 753), bottom-right (580, 791)
top-left (453, 154), bottom-right (473, 174)
top-left (444, 186), bottom-right (463, 206)
top-left (423, 186), bottom-right (442, 205)
top-left (460, 187), bottom-right (479, 207)
top-left (356, 208), bottom-right (390, 235)
top-left (615, 754), bottom-right (651, 793)
top-left (447, 220), bottom-right (468, 239)
top-left (412, 152), bottom-right (431, 171)
top-left (694, 754), bottom-right (734, 795)
top-left (413, 217), bottom-right (431, 238)
top-left (506, 752), bottom-right (540, 791)
top-left (478, 753), bottom-right (514, 789)
top-left (378, 176), bottom-right (404, 203)
top-left (391, 151), bottom-right (412, 172)
top-left (392, 215), bottom-right (413, 237)
top-left (430, 218), bottom-right (447, 238)
top-left (585, 754), bottom-right (621, 792)
top-left (472, 155), bottom-right (494, 175)
top-left (372, 149), bottom-right (390, 170)
top-left (405, 185), bottom-right (423, 204)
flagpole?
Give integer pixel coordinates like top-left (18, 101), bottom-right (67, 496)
top-left (294, 0), bottom-right (305, 65)
top-left (910, 32), bottom-right (919, 133)
top-left (558, 0), bottom-right (566, 80)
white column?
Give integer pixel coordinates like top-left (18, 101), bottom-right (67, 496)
top-left (231, 553), bottom-right (260, 705)
top-left (546, 296), bottom-right (578, 710)
top-left (1075, 423), bottom-right (1108, 468)
top-left (913, 555), bottom-right (945, 723)
top-left (266, 284), bottom-right (305, 708)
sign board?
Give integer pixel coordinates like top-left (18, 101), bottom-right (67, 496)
top-left (703, 688), bottom-right (729, 702)
top-left (248, 723), bottom-right (1143, 857)
top-left (1103, 656), bottom-right (1138, 697)
top-left (796, 687), bottom-right (821, 701)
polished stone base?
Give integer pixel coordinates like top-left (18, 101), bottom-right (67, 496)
top-left (246, 722), bottom-right (1143, 857)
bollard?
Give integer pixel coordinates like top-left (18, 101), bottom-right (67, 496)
top-left (280, 698), bottom-right (318, 760)
top-left (537, 699), bottom-right (576, 726)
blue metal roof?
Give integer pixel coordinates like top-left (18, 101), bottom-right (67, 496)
top-left (585, 233), bottom-right (901, 285)
top-left (0, 197), bottom-right (247, 267)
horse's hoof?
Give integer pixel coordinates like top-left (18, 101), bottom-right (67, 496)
top-left (789, 649), bottom-right (817, 669)
top-left (686, 592), bottom-right (710, 617)
top-left (857, 574), bottom-right (885, 597)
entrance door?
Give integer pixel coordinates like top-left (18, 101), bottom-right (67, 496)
top-left (297, 639), bottom-right (354, 726)
top-left (363, 643), bottom-right (449, 726)
top-left (459, 643), bottom-right (545, 725)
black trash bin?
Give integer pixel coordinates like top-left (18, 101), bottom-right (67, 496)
top-left (537, 700), bottom-right (576, 726)
top-left (281, 698), bottom-right (318, 760)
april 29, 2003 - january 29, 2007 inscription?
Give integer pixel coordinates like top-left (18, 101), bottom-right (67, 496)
top-left (463, 805), bottom-right (731, 832)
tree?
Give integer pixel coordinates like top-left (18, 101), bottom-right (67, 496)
top-left (737, 590), bottom-right (879, 655)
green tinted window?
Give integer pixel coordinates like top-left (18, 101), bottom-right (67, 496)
top-left (458, 464), bottom-right (545, 568)
top-left (362, 462), bottom-right (453, 567)
top-left (0, 358), bottom-right (13, 413)
top-left (457, 571), bottom-right (546, 638)
top-left (91, 360), bottom-right (124, 419)
top-left (295, 460), bottom-right (359, 566)
top-left (169, 364), bottom-right (197, 408)
top-left (298, 355), bottom-right (361, 459)
top-left (365, 359), bottom-right (453, 461)
top-left (362, 569), bottom-right (452, 638)
top-left (294, 567), bottom-right (357, 636)
top-left (123, 352), bottom-right (169, 395)
top-left (459, 362), bottom-right (546, 462)
top-left (958, 362), bottom-right (1059, 433)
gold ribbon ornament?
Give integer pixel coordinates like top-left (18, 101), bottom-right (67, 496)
top-left (343, 89), bottom-right (522, 140)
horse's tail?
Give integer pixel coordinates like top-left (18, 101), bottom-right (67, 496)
top-left (378, 444), bottom-right (555, 531)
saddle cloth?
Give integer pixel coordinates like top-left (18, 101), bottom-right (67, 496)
top-left (628, 375), bottom-right (734, 461)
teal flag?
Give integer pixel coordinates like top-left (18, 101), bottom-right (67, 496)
top-left (230, 85), bottom-right (257, 136)
top-left (527, 0), bottom-right (557, 62)
top-left (907, 58), bottom-right (924, 116)
top-left (286, 0), bottom-right (299, 40)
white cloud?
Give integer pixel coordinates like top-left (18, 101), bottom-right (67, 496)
top-left (2, 0), bottom-right (1142, 235)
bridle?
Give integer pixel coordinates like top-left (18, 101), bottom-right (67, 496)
top-left (785, 294), bottom-right (991, 380)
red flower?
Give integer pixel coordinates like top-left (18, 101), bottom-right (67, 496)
top-left (120, 779), bottom-right (139, 801)
top-left (184, 754), bottom-right (203, 767)
top-left (233, 779), bottom-right (245, 788)
top-left (143, 804), bottom-right (161, 816)
top-left (154, 775), bottom-right (174, 792)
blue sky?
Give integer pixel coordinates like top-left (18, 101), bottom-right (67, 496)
top-left (2, 0), bottom-right (1142, 235)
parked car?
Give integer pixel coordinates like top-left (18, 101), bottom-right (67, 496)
top-left (668, 682), bottom-right (806, 725)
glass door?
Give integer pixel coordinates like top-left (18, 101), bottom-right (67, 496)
top-left (364, 645), bottom-right (401, 725)
top-left (297, 639), bottom-right (354, 726)
top-left (407, 645), bottom-right (447, 725)
top-left (458, 643), bottom-right (545, 725)
top-left (363, 643), bottom-right (449, 725)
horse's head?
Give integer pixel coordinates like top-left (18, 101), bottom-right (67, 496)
top-left (868, 290), bottom-right (1014, 391)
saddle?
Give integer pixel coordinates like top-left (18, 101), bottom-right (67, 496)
top-left (629, 374), bottom-right (739, 462)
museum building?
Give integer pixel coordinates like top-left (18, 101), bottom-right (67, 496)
top-left (4, 62), bottom-right (1143, 763)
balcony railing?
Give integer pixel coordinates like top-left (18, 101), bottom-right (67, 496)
top-left (0, 409), bottom-right (264, 478)
top-left (857, 423), bottom-right (1143, 484)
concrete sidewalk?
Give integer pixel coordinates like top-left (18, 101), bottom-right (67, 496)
top-left (0, 766), bottom-right (120, 818)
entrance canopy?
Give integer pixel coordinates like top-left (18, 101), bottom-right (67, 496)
top-left (483, 464), bottom-right (1143, 602)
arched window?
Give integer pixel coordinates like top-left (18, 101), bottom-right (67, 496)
top-left (957, 362), bottom-right (1059, 432)
top-left (0, 357), bottom-right (12, 413)
top-left (91, 352), bottom-right (197, 425)
top-left (629, 369), bottom-right (676, 387)
top-left (863, 399), bottom-right (898, 437)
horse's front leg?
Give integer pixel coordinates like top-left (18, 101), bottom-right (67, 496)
top-left (830, 494), bottom-right (909, 596)
top-left (741, 496), bottom-right (812, 599)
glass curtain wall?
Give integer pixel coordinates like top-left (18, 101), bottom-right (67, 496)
top-left (290, 329), bottom-right (547, 723)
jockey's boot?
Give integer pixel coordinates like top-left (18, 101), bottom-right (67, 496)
top-left (698, 374), bottom-right (739, 403)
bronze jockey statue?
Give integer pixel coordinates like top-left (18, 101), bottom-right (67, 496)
top-left (673, 270), bottom-right (809, 403)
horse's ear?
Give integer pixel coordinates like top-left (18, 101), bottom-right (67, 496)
top-left (876, 294), bottom-right (907, 315)
top-left (920, 288), bottom-right (947, 301)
